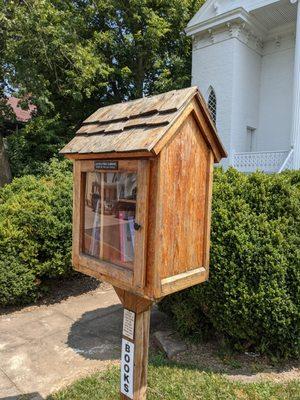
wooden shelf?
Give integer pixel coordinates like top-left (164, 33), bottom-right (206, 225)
top-left (118, 199), bottom-right (136, 204)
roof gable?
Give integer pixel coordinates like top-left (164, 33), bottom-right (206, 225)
top-left (60, 87), bottom-right (226, 162)
top-left (186, 0), bottom-right (282, 33)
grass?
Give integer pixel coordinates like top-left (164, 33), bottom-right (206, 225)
top-left (47, 356), bottom-right (300, 400)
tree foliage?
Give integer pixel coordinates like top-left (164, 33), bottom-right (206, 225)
top-left (2, 0), bottom-right (203, 174)
top-left (160, 169), bottom-right (300, 359)
top-left (0, 159), bottom-right (73, 306)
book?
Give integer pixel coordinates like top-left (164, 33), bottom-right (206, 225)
top-left (128, 216), bottom-right (135, 248)
top-left (119, 211), bottom-right (134, 263)
top-left (119, 211), bottom-right (126, 263)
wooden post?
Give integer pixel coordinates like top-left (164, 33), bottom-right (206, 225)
top-left (114, 288), bottom-right (153, 400)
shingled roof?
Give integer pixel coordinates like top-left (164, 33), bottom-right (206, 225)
top-left (60, 86), bottom-right (226, 160)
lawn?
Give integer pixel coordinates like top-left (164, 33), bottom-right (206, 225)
top-left (48, 357), bottom-right (300, 400)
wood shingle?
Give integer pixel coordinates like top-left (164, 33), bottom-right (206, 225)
top-left (60, 86), bottom-right (226, 161)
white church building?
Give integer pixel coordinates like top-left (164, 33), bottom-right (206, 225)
top-left (186, 0), bottom-right (300, 172)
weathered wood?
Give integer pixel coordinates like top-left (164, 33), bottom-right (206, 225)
top-left (144, 158), bottom-right (160, 299)
top-left (160, 267), bottom-right (207, 296)
top-left (65, 151), bottom-right (154, 160)
top-left (64, 86), bottom-right (226, 301)
top-left (114, 288), bottom-right (153, 314)
top-left (75, 264), bottom-right (143, 295)
top-left (133, 160), bottom-right (150, 290)
top-left (151, 100), bottom-right (194, 155)
top-left (99, 172), bottom-right (105, 260)
top-left (80, 159), bottom-right (138, 172)
top-left (77, 113), bottom-right (173, 136)
top-left (116, 289), bottom-right (152, 400)
top-left (72, 160), bottom-right (83, 267)
top-left (131, 309), bottom-right (150, 400)
top-left (64, 86), bottom-right (227, 400)
top-left (78, 254), bottom-right (133, 286)
top-left (156, 113), bottom-right (210, 280)
top-left (202, 151), bottom-right (214, 270)
top-left (60, 87), bottom-right (226, 161)
top-left (191, 98), bottom-right (225, 163)
top-left (83, 87), bottom-right (195, 124)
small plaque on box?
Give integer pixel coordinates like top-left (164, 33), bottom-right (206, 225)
top-left (94, 161), bottom-right (118, 170)
top-left (123, 309), bottom-right (135, 340)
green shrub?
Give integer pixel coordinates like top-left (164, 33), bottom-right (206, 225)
top-left (0, 159), bottom-right (73, 306)
top-left (7, 115), bottom-right (73, 177)
top-left (160, 168), bottom-right (300, 358)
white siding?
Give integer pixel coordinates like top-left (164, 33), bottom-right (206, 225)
top-left (257, 35), bottom-right (294, 151)
top-left (231, 40), bottom-right (262, 154)
top-left (191, 30), bottom-right (294, 163)
top-left (191, 39), bottom-right (236, 165)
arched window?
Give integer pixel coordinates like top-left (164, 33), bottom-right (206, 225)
top-left (207, 87), bottom-right (217, 125)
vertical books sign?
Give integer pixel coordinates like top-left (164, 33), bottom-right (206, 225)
top-left (121, 339), bottom-right (134, 399)
top-left (121, 309), bottom-right (136, 398)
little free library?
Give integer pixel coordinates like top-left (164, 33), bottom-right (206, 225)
top-left (61, 86), bottom-right (226, 399)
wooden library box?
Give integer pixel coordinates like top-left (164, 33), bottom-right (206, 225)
top-left (60, 87), bottom-right (226, 301)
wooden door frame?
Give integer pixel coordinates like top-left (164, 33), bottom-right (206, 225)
top-left (72, 158), bottom-right (150, 292)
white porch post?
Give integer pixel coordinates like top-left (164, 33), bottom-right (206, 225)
top-left (291, 0), bottom-right (300, 169)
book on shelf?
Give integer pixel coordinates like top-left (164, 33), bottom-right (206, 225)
top-left (119, 211), bottom-right (135, 263)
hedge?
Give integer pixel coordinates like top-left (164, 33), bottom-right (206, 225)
top-left (160, 168), bottom-right (300, 359)
top-left (0, 159), bottom-right (73, 306)
top-left (1, 164), bottom-right (299, 358)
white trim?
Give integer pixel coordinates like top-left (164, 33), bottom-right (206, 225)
top-left (278, 148), bottom-right (294, 172)
top-left (233, 150), bottom-right (289, 155)
top-left (291, 0), bottom-right (300, 168)
top-left (233, 150), bottom-right (291, 173)
top-left (187, 0), bottom-right (283, 32)
top-left (192, 21), bottom-right (264, 55)
top-left (186, 7), bottom-right (267, 38)
top-left (186, 0), bottom-right (215, 29)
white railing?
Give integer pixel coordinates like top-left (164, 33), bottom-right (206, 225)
top-left (233, 150), bottom-right (292, 173)
top-left (278, 148), bottom-right (294, 172)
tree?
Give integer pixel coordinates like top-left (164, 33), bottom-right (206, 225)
top-left (0, 1), bottom-right (15, 185)
top-left (2, 0), bottom-right (204, 175)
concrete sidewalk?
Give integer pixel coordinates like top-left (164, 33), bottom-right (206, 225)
top-left (0, 284), bottom-right (168, 399)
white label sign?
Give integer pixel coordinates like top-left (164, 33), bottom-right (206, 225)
top-left (123, 309), bottom-right (135, 340)
top-left (121, 339), bottom-right (134, 399)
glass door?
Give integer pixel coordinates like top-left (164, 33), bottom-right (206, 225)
top-left (83, 170), bottom-right (137, 270)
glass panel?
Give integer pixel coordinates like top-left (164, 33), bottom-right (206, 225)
top-left (83, 171), bottom-right (137, 269)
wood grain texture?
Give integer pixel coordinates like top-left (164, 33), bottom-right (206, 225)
top-left (60, 87), bottom-right (226, 161)
top-left (64, 151), bottom-right (154, 161)
top-left (82, 87), bottom-right (196, 124)
top-left (191, 98), bottom-right (224, 162)
top-left (161, 267), bottom-right (207, 296)
top-left (133, 160), bottom-right (150, 289)
top-left (117, 289), bottom-right (152, 400)
top-left (151, 101), bottom-right (194, 155)
top-left (157, 113), bottom-right (210, 281)
top-left (66, 87), bottom-right (226, 301)
top-left (74, 264), bottom-right (135, 293)
top-left (131, 308), bottom-right (150, 400)
top-left (144, 158), bottom-right (162, 299)
top-left (72, 160), bottom-right (84, 267)
top-left (202, 151), bottom-right (214, 271)
top-left (114, 288), bottom-right (153, 313)
top-left (78, 254), bottom-right (133, 286)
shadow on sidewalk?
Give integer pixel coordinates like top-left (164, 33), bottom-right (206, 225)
top-left (67, 304), bottom-right (171, 361)
top-left (0, 393), bottom-right (44, 400)
top-left (67, 304), bottom-right (123, 360)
